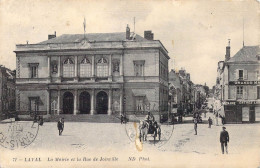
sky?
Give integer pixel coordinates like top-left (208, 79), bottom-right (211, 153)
top-left (0, 0), bottom-right (259, 88)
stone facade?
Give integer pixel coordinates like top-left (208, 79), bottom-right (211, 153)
top-left (14, 28), bottom-right (169, 121)
top-left (215, 45), bottom-right (260, 123)
top-left (0, 65), bottom-right (16, 120)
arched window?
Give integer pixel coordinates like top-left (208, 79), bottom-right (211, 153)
top-left (63, 58), bottom-right (74, 77)
top-left (97, 58), bottom-right (108, 77)
top-left (80, 58), bottom-right (92, 77)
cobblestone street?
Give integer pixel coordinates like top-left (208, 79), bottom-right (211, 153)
top-left (1, 114), bottom-right (260, 167)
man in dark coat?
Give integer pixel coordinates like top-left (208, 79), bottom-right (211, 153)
top-left (220, 126), bottom-right (229, 154)
top-left (194, 118), bottom-right (198, 135)
top-left (57, 118), bottom-right (64, 136)
top-left (208, 117), bottom-right (212, 128)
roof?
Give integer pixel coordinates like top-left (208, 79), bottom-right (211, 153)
top-left (38, 32), bottom-right (148, 44)
top-left (227, 45), bottom-right (260, 63)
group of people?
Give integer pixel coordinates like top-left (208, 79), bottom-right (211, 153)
top-left (193, 110), bottom-right (229, 154)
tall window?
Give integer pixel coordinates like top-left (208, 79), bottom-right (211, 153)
top-left (257, 86), bottom-right (260, 99)
top-left (136, 97), bottom-right (144, 112)
top-left (239, 70), bottom-right (243, 80)
top-left (236, 86), bottom-right (243, 99)
top-left (63, 58), bottom-right (74, 77)
top-left (80, 58), bottom-right (92, 77)
top-left (97, 58), bottom-right (108, 77)
top-left (29, 97), bottom-right (39, 112)
top-left (28, 63), bottom-right (39, 78)
top-left (133, 60), bottom-right (145, 76)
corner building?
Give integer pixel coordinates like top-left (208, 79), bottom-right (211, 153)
top-left (15, 27), bottom-right (169, 121)
top-left (220, 45), bottom-right (260, 123)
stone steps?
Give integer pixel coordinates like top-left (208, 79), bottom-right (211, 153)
top-left (48, 114), bottom-right (121, 123)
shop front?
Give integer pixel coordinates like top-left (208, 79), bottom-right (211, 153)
top-left (224, 100), bottom-right (260, 123)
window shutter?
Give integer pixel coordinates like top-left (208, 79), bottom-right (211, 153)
top-left (248, 86), bottom-right (253, 100)
top-left (253, 86), bottom-right (257, 99)
top-left (229, 86), bottom-right (236, 99)
top-left (235, 69), bottom-right (239, 80)
top-left (243, 70), bottom-right (248, 80)
top-left (243, 86), bottom-right (248, 100)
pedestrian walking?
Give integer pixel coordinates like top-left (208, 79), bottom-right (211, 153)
top-left (208, 117), bottom-right (212, 128)
top-left (57, 118), bottom-right (64, 136)
top-left (194, 118), bottom-right (198, 135)
top-left (220, 126), bottom-right (229, 154)
top-left (121, 114), bottom-right (124, 124)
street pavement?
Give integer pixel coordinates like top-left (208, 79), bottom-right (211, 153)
top-left (1, 113), bottom-right (260, 168)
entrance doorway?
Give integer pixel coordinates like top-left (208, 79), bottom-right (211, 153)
top-left (242, 107), bottom-right (250, 122)
top-left (79, 91), bottom-right (91, 114)
top-left (96, 91), bottom-right (108, 114)
top-left (63, 92), bottom-right (74, 114)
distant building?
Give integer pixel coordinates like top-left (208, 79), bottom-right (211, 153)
top-left (169, 69), bottom-right (197, 115)
top-left (0, 65), bottom-right (16, 120)
top-left (169, 70), bottom-right (182, 113)
top-left (215, 44), bottom-right (260, 123)
top-left (194, 84), bottom-right (207, 109)
top-left (14, 25), bottom-right (169, 121)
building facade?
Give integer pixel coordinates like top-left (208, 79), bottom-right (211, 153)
top-left (169, 69), bottom-right (199, 115)
top-left (15, 26), bottom-right (169, 121)
top-left (0, 65), bottom-right (16, 120)
top-left (216, 45), bottom-right (260, 123)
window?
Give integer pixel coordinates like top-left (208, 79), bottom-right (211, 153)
top-left (133, 60), bottom-right (145, 76)
top-left (80, 58), bottom-right (92, 77)
top-left (136, 97), bottom-right (144, 112)
top-left (28, 63), bottom-right (39, 78)
top-left (256, 70), bottom-right (260, 80)
top-left (257, 86), bottom-right (260, 99)
top-left (63, 58), bottom-right (74, 77)
top-left (29, 97), bottom-right (39, 112)
top-left (236, 86), bottom-right (243, 99)
top-left (239, 70), bottom-right (243, 80)
top-left (97, 58), bottom-right (108, 77)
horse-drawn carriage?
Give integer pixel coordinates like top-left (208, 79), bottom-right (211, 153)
top-left (139, 120), bottom-right (161, 142)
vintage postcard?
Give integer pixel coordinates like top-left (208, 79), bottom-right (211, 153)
top-left (0, 0), bottom-right (259, 167)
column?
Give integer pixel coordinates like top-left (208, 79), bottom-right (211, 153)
top-left (57, 89), bottom-right (61, 115)
top-left (90, 89), bottom-right (95, 115)
top-left (74, 56), bottom-right (78, 81)
top-left (46, 89), bottom-right (50, 115)
top-left (119, 89), bottom-right (123, 115)
top-left (47, 56), bottom-right (51, 78)
top-left (92, 55), bottom-right (95, 77)
top-left (108, 89), bottom-right (112, 115)
top-left (74, 89), bottom-right (78, 115)
top-left (58, 56), bottom-right (62, 82)
top-left (109, 55), bottom-right (112, 76)
top-left (120, 54), bottom-right (124, 76)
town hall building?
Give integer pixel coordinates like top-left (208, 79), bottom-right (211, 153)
top-left (14, 25), bottom-right (169, 121)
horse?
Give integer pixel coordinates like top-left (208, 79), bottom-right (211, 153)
top-left (139, 120), bottom-right (149, 142)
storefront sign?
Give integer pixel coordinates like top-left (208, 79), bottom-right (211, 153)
top-left (224, 100), bottom-right (260, 105)
top-left (229, 81), bottom-right (260, 85)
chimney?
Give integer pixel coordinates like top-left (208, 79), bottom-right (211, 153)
top-left (144, 31), bottom-right (154, 40)
top-left (225, 39), bottom-right (231, 61)
top-left (48, 31), bottom-right (57, 40)
top-left (126, 24), bottom-right (130, 40)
